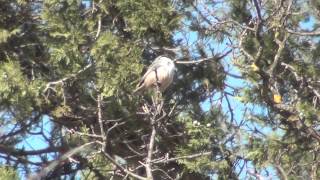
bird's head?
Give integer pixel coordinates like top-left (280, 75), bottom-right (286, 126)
top-left (157, 56), bottom-right (175, 71)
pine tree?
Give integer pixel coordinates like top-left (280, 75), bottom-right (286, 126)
top-left (0, 0), bottom-right (230, 179)
top-left (188, 0), bottom-right (320, 178)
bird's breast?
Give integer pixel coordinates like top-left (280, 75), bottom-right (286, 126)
top-left (143, 66), bottom-right (174, 91)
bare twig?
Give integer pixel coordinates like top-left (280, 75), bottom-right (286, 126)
top-left (106, 121), bottom-right (126, 142)
top-left (145, 91), bottom-right (164, 180)
top-left (286, 28), bottom-right (320, 36)
top-left (150, 46), bottom-right (181, 52)
top-left (268, 33), bottom-right (288, 75)
top-left (247, 169), bottom-right (271, 180)
top-left (153, 168), bottom-right (174, 180)
top-left (66, 128), bottom-right (103, 139)
top-left (97, 94), bottom-right (106, 151)
top-left (275, 164), bottom-right (288, 180)
top-left (175, 49), bottom-right (232, 64)
top-left (43, 63), bottom-right (92, 95)
top-left (238, 29), bottom-right (255, 62)
top-left (153, 151), bottom-right (211, 164)
top-left (101, 151), bottom-right (147, 180)
top-left (252, 0), bottom-right (262, 21)
top-left (145, 120), bottom-right (156, 180)
top-left (29, 141), bottom-right (97, 180)
top-left (224, 92), bottom-right (235, 123)
top-left (281, 62), bottom-right (320, 100)
top-left (95, 17), bottom-right (102, 39)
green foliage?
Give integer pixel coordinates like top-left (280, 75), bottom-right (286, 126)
top-left (91, 31), bottom-right (143, 96)
top-left (297, 102), bottom-right (320, 126)
top-left (0, 61), bottom-right (42, 119)
top-left (41, 0), bottom-right (88, 68)
top-left (0, 166), bottom-right (19, 180)
top-left (116, 0), bottom-right (180, 41)
top-left (0, 28), bottom-right (21, 44)
top-left (175, 108), bottom-right (233, 176)
top-left (228, 0), bottom-right (251, 23)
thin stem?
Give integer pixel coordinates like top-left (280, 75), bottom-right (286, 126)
top-left (145, 122), bottom-right (156, 180)
top-left (97, 94), bottom-right (106, 151)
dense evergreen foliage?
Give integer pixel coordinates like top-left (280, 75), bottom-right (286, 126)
top-left (0, 0), bottom-right (320, 179)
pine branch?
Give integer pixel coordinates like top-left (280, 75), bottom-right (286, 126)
top-left (95, 17), bottom-right (102, 39)
top-left (28, 141), bottom-right (97, 180)
top-left (281, 62), bottom-right (320, 100)
top-left (97, 94), bottom-right (106, 151)
top-left (268, 33), bottom-right (288, 76)
top-left (146, 121), bottom-right (156, 180)
top-left (43, 63), bottom-right (92, 96)
top-left (101, 151), bottom-right (147, 180)
top-left (286, 28), bottom-right (320, 36)
top-left (175, 49), bottom-right (232, 64)
top-left (153, 151), bottom-right (211, 164)
top-left (252, 0), bottom-right (262, 21)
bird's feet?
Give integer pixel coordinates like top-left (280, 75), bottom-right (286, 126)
top-left (156, 81), bottom-right (161, 89)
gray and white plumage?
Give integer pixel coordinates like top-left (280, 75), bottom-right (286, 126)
top-left (134, 56), bottom-right (175, 94)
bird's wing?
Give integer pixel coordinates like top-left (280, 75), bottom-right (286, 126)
top-left (133, 67), bottom-right (157, 94)
top-left (137, 59), bottom-right (164, 86)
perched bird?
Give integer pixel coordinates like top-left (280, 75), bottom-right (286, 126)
top-left (134, 56), bottom-right (176, 94)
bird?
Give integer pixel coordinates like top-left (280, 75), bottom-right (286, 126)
top-left (134, 56), bottom-right (176, 94)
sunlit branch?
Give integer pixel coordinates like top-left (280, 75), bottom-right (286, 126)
top-left (175, 49), bottom-right (232, 64)
top-left (286, 28), bottom-right (320, 36)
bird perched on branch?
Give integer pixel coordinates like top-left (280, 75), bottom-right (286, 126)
top-left (134, 56), bottom-right (176, 94)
